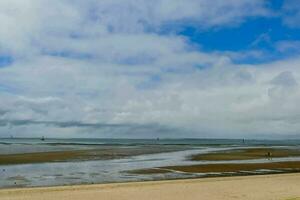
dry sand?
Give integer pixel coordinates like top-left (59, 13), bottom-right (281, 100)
top-left (1, 173), bottom-right (300, 200)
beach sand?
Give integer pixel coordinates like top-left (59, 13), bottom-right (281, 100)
top-left (0, 173), bottom-right (300, 200)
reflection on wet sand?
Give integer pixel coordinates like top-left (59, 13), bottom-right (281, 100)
top-left (1, 143), bottom-right (300, 189)
top-left (128, 148), bottom-right (300, 175)
top-left (190, 148), bottom-right (300, 161)
top-left (0, 145), bottom-right (187, 165)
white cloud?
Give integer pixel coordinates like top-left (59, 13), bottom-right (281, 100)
top-left (1, 0), bottom-right (300, 139)
top-left (0, 0), bottom-right (271, 55)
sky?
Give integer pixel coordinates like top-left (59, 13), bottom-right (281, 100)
top-left (1, 0), bottom-right (300, 139)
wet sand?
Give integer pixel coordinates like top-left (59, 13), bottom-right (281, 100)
top-left (130, 148), bottom-right (300, 175)
top-left (0, 145), bottom-right (186, 165)
top-left (191, 148), bottom-right (300, 161)
top-left (0, 173), bottom-right (299, 200)
top-left (3, 147), bottom-right (298, 166)
top-left (130, 160), bottom-right (300, 174)
top-left (163, 161), bottom-right (300, 173)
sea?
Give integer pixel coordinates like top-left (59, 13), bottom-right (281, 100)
top-left (1, 138), bottom-right (300, 188)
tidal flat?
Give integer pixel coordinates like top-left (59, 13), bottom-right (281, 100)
top-left (1, 138), bottom-right (300, 188)
top-left (130, 160), bottom-right (300, 174)
top-left (0, 145), bottom-right (187, 165)
top-left (128, 148), bottom-right (300, 175)
top-left (190, 148), bottom-right (300, 161)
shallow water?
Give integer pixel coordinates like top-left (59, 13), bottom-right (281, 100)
top-left (1, 138), bottom-right (300, 188)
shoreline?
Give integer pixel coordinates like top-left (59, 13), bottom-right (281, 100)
top-left (1, 173), bottom-right (300, 200)
top-left (0, 169), bottom-right (299, 190)
top-left (0, 170), bottom-right (299, 190)
top-left (2, 147), bottom-right (300, 188)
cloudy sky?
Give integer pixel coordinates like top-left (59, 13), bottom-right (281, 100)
top-left (1, 0), bottom-right (300, 139)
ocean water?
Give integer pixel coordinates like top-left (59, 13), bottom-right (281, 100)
top-left (2, 138), bottom-right (300, 146)
top-left (0, 138), bottom-right (300, 188)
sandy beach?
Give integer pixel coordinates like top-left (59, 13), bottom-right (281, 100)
top-left (0, 173), bottom-right (300, 200)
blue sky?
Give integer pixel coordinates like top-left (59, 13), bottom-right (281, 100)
top-left (3, 0), bottom-right (300, 66)
top-left (0, 55), bottom-right (13, 68)
top-left (1, 0), bottom-right (300, 138)
top-left (179, 3), bottom-right (300, 63)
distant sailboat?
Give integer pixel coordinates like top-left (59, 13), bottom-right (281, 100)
top-left (41, 136), bottom-right (45, 141)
